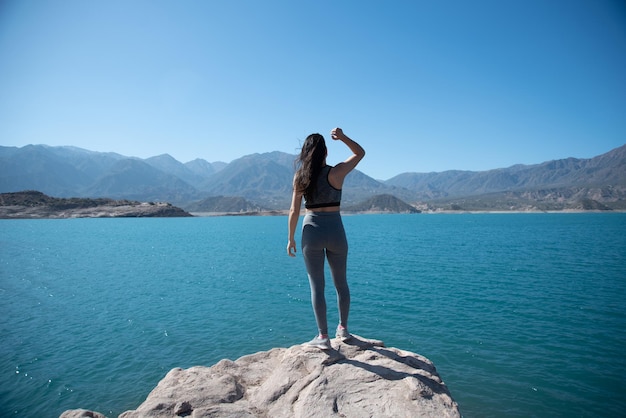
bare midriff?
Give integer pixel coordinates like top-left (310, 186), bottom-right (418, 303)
top-left (306, 206), bottom-right (340, 213)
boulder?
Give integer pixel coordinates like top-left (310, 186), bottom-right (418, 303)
top-left (60, 409), bottom-right (106, 418)
top-left (64, 336), bottom-right (460, 417)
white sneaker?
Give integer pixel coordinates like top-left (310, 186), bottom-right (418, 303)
top-left (335, 325), bottom-right (352, 342)
top-left (305, 335), bottom-right (331, 350)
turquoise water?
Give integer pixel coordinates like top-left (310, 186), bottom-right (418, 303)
top-left (1, 213), bottom-right (625, 417)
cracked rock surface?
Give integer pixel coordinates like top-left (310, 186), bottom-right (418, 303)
top-left (61, 336), bottom-right (460, 418)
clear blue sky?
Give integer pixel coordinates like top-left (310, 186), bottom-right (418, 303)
top-left (1, 0), bottom-right (625, 180)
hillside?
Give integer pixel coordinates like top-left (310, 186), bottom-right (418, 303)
top-left (185, 196), bottom-right (263, 213)
top-left (344, 194), bottom-right (420, 213)
top-left (386, 144), bottom-right (626, 197)
top-left (420, 187), bottom-right (624, 212)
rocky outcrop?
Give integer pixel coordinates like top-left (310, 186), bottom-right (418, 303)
top-left (61, 336), bottom-right (460, 418)
top-left (0, 191), bottom-right (192, 218)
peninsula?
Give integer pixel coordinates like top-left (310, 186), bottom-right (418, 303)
top-left (0, 191), bottom-right (192, 219)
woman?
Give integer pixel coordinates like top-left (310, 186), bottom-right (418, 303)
top-left (287, 127), bottom-right (365, 350)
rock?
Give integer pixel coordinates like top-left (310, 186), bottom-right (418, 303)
top-left (64, 335), bottom-right (460, 417)
top-left (59, 409), bottom-right (106, 418)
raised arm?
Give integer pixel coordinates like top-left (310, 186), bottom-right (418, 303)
top-left (328, 127), bottom-right (365, 188)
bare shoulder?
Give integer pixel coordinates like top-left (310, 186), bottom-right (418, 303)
top-left (329, 162), bottom-right (356, 189)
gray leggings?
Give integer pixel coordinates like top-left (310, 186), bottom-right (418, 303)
top-left (302, 211), bottom-right (350, 336)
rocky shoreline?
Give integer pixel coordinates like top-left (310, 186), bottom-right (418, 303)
top-left (61, 335), bottom-right (460, 418)
top-left (0, 191), bottom-right (192, 219)
top-left (4, 191), bottom-right (617, 219)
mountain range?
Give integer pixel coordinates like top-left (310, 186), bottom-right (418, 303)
top-left (1, 143), bottom-right (625, 211)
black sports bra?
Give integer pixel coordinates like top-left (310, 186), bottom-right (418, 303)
top-left (304, 165), bottom-right (342, 209)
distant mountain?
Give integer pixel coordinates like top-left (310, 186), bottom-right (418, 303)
top-left (344, 194), bottom-right (420, 213)
top-left (423, 185), bottom-right (625, 212)
top-left (144, 154), bottom-right (206, 188)
top-left (0, 145), bottom-right (98, 196)
top-left (185, 158), bottom-right (225, 178)
top-left (342, 170), bottom-right (413, 204)
top-left (0, 145), bottom-right (223, 204)
top-left (84, 158), bottom-right (199, 203)
top-left (1, 143), bottom-right (625, 211)
top-left (385, 144), bottom-right (626, 197)
top-left (188, 151), bottom-right (395, 208)
top-left (200, 152), bottom-right (295, 207)
top-left (45, 145), bottom-right (126, 178)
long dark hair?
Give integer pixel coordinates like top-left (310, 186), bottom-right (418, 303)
top-left (294, 133), bottom-right (327, 196)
